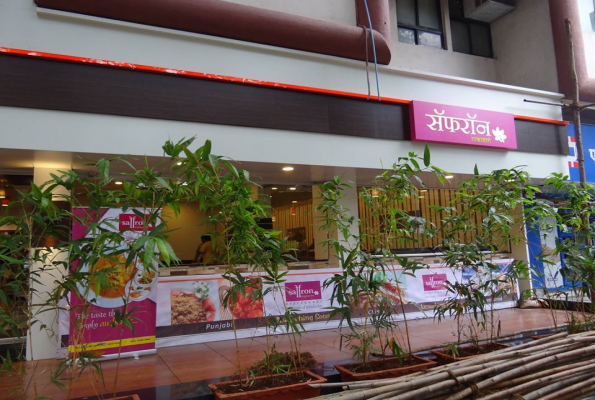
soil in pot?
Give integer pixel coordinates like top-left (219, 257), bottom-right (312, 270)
top-left (431, 342), bottom-right (509, 364)
top-left (249, 351), bottom-right (318, 376)
top-left (208, 369), bottom-right (326, 400)
top-left (334, 355), bottom-right (437, 382)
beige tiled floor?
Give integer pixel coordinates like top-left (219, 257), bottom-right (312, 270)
top-left (0, 308), bottom-right (572, 399)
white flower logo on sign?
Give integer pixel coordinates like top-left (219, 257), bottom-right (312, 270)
top-left (492, 127), bottom-right (507, 143)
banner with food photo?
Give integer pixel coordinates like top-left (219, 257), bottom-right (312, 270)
top-left (156, 270), bottom-right (334, 345)
top-left (68, 207), bottom-right (159, 357)
top-left (460, 259), bottom-right (518, 301)
top-left (402, 259), bottom-right (516, 308)
top-left (156, 275), bottom-right (265, 340)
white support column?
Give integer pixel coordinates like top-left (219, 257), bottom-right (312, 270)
top-left (510, 205), bottom-right (532, 295)
top-left (26, 249), bottom-right (67, 361)
top-left (25, 167), bottom-right (71, 360)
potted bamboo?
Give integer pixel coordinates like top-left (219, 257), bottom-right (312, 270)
top-left (160, 139), bottom-right (326, 399)
top-left (432, 167), bottom-right (534, 363)
top-left (317, 148), bottom-right (440, 382)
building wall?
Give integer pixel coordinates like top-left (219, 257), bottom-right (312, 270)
top-left (492, 0), bottom-right (559, 92)
top-left (1, 0), bottom-right (557, 89)
top-left (0, 0), bottom-right (569, 180)
top-left (388, 0), bottom-right (499, 81)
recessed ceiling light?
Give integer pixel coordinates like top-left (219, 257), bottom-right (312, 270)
top-left (289, 187), bottom-right (297, 191)
top-left (176, 161), bottom-right (182, 166)
top-left (292, 201), bottom-right (297, 203)
top-left (282, 166), bottom-right (294, 172)
top-left (115, 181), bottom-right (123, 185)
top-left (182, 182), bottom-right (188, 186)
top-left (271, 187), bottom-right (278, 190)
top-left (445, 175), bottom-right (454, 179)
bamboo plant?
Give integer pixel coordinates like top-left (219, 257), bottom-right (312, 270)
top-left (434, 167), bottom-right (535, 350)
top-left (316, 146), bottom-right (443, 368)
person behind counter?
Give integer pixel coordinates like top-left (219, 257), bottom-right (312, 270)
top-left (194, 234), bottom-right (216, 264)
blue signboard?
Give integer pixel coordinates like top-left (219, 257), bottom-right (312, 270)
top-left (529, 122), bottom-right (595, 290)
top-left (567, 122), bottom-right (595, 182)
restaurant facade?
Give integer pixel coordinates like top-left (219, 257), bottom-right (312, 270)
top-left (0, 0), bottom-right (579, 359)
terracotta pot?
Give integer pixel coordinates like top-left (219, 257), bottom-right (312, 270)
top-left (431, 342), bottom-right (510, 364)
top-left (208, 369), bottom-right (326, 400)
top-left (334, 355), bottom-right (437, 382)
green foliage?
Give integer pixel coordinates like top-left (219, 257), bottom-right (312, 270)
top-left (316, 149), bottom-right (440, 365)
top-left (435, 167), bottom-right (533, 345)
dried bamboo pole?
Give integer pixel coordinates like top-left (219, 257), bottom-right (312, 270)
top-left (444, 343), bottom-right (595, 400)
top-left (478, 361), bottom-right (595, 400)
top-left (311, 332), bottom-right (595, 400)
top-left (488, 359), bottom-right (592, 390)
top-left (565, 386), bottom-right (595, 400)
top-left (380, 342), bottom-right (595, 400)
top-left (522, 372), bottom-right (595, 400)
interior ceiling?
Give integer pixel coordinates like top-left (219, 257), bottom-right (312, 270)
top-left (0, 149), bottom-right (467, 189)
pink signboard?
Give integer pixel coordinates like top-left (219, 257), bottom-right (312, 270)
top-left (69, 208), bottom-right (158, 357)
top-left (410, 100), bottom-right (517, 150)
top-left (422, 274), bottom-right (447, 292)
top-left (285, 281), bottom-right (322, 302)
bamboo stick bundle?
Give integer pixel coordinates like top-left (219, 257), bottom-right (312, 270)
top-left (310, 332), bottom-right (595, 400)
top-left (522, 372), bottom-right (595, 399)
top-left (445, 343), bottom-right (595, 400)
top-left (478, 361), bottom-right (595, 399)
top-left (487, 358), bottom-right (592, 390)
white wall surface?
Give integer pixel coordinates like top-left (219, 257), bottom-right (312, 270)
top-left (492, 0), bottom-right (559, 92)
top-left (0, 107), bottom-right (568, 179)
top-left (220, 0), bottom-right (356, 25)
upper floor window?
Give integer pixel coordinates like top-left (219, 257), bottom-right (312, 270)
top-left (397, 0), bottom-right (443, 49)
top-left (449, 0), bottom-right (493, 57)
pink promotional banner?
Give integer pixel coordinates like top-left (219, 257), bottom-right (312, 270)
top-left (410, 100), bottom-right (517, 150)
top-left (68, 208), bottom-right (158, 357)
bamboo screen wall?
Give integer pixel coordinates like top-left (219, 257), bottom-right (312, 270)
top-left (358, 188), bottom-right (510, 253)
top-left (272, 200), bottom-right (314, 252)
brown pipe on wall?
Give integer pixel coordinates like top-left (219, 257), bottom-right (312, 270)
top-left (35, 0), bottom-right (392, 65)
top-left (355, 0), bottom-right (391, 49)
top-left (549, 0), bottom-right (595, 102)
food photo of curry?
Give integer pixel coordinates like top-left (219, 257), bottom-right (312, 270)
top-left (88, 254), bottom-right (136, 299)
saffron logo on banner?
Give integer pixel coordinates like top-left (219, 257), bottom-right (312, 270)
top-left (285, 281), bottom-right (322, 302)
top-left (119, 213), bottom-right (154, 231)
top-left (422, 274), bottom-right (447, 292)
top-left (410, 100), bottom-right (517, 150)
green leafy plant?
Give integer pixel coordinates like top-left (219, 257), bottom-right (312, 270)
top-left (434, 167), bottom-right (535, 350)
top-left (316, 146), bottom-right (441, 368)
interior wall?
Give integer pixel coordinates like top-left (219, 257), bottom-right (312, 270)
top-left (161, 203), bottom-right (213, 262)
